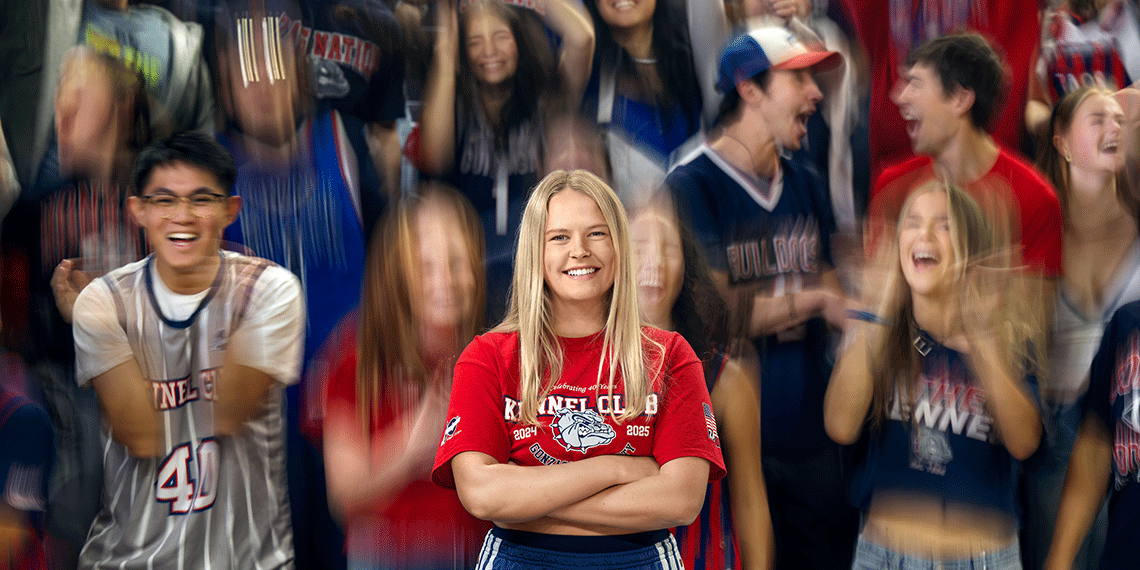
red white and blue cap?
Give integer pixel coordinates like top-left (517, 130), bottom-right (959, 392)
top-left (716, 26), bottom-right (842, 93)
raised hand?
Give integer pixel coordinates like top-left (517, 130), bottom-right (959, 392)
top-left (52, 258), bottom-right (94, 324)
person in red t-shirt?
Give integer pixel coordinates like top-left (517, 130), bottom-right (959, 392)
top-left (432, 169), bottom-right (725, 570)
top-left (321, 184), bottom-right (490, 569)
top-left (867, 33), bottom-right (1063, 325)
top-left (840, 0), bottom-right (1040, 183)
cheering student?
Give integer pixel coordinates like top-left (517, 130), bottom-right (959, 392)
top-left (826, 181), bottom-right (1042, 569)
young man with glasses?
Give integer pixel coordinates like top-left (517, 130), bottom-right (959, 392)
top-left (70, 132), bottom-right (303, 569)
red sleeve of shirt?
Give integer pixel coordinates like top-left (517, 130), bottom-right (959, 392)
top-left (650, 330), bottom-right (727, 482)
top-left (432, 334), bottom-right (513, 489)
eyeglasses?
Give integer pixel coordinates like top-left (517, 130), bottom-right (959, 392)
top-left (141, 193), bottom-right (228, 218)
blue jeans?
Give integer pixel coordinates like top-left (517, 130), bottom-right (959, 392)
top-left (852, 536), bottom-right (1022, 570)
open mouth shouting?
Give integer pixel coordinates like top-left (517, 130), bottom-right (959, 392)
top-left (902, 109), bottom-right (921, 141)
top-left (910, 247), bottom-right (939, 271)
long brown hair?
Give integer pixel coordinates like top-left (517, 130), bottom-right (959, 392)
top-left (457, 0), bottom-right (559, 148)
top-left (1036, 85), bottom-right (1138, 224)
top-left (356, 184), bottom-right (486, 431)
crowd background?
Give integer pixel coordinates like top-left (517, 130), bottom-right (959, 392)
top-left (1, 0), bottom-right (1139, 569)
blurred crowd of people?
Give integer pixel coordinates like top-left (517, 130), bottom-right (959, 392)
top-left (1, 0), bottom-right (1140, 569)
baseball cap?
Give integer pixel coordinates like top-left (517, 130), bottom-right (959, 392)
top-left (716, 26), bottom-right (842, 93)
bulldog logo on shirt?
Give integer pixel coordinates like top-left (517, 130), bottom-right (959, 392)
top-left (551, 407), bottom-right (615, 452)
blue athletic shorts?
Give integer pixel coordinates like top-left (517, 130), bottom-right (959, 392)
top-left (475, 526), bottom-right (683, 570)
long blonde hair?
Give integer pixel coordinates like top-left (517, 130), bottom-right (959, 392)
top-left (356, 184), bottom-right (486, 431)
top-left (863, 181), bottom-right (1042, 433)
top-left (494, 169), bottom-right (658, 425)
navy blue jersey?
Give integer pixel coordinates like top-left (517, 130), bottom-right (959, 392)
top-left (1084, 301), bottom-right (1140, 570)
top-left (851, 330), bottom-right (1036, 518)
top-left (446, 105), bottom-right (541, 323)
top-left (666, 145), bottom-right (836, 454)
top-left (288, 1), bottom-right (405, 124)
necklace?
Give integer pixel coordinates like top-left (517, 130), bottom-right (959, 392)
top-left (632, 57), bottom-right (657, 64)
top-left (721, 133), bottom-right (759, 175)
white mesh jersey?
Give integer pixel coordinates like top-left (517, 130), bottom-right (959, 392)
top-left (72, 251), bottom-right (303, 570)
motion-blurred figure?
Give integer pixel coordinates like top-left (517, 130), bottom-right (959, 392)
top-left (868, 33), bottom-right (1063, 331)
top-left (839, 0), bottom-right (1039, 182)
top-left (666, 27), bottom-right (855, 570)
top-left (212, 5), bottom-right (375, 568)
top-left (23, 49), bottom-right (159, 568)
top-left (1023, 86), bottom-right (1136, 570)
top-left (581, 0), bottom-right (725, 203)
top-left (418, 0), bottom-right (594, 322)
top-left (322, 184), bottom-right (490, 570)
top-left (631, 203), bottom-right (775, 570)
top-left (827, 181), bottom-right (1043, 569)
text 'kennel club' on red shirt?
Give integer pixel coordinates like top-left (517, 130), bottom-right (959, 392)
top-left (432, 327), bottom-right (726, 489)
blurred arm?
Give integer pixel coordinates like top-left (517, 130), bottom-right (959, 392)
top-left (712, 358), bottom-right (774, 569)
top-left (73, 281), bottom-right (162, 457)
top-left (541, 0), bottom-right (594, 109)
top-left (366, 120), bottom-right (403, 200)
top-left (214, 268), bottom-right (304, 435)
top-left (1044, 415), bottom-right (1113, 570)
top-left (419, 0), bottom-right (461, 176)
top-left (824, 320), bottom-right (877, 445)
top-left (325, 382), bottom-right (449, 522)
top-left (712, 267), bottom-right (847, 338)
top-left (91, 359), bottom-right (163, 458)
top-left (964, 335), bottom-right (1041, 460)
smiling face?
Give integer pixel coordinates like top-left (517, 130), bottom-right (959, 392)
top-left (465, 8), bottom-right (519, 88)
top-left (631, 210), bottom-right (683, 328)
top-left (1059, 91), bottom-right (1125, 180)
top-left (543, 189), bottom-right (617, 323)
top-left (410, 200), bottom-right (478, 333)
top-left (895, 63), bottom-right (960, 157)
top-left (594, 0), bottom-right (655, 32)
top-left (129, 161), bottom-right (239, 292)
top-left (758, 68), bottom-right (823, 152)
top-left (898, 188), bottom-right (957, 305)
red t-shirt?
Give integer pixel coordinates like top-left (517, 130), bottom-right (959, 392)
top-left (325, 352), bottom-right (489, 567)
top-left (869, 150), bottom-right (1064, 278)
top-left (432, 327), bottom-right (727, 491)
top-left (841, 0), bottom-right (1040, 182)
